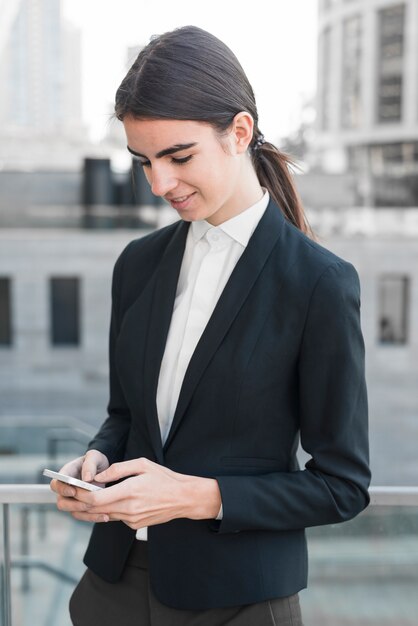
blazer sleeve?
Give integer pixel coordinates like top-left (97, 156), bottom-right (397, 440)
top-left (86, 245), bottom-right (133, 465)
top-left (213, 260), bottom-right (371, 534)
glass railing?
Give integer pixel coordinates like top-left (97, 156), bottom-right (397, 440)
top-left (0, 486), bottom-right (91, 626)
top-left (1, 486), bottom-right (418, 626)
top-left (301, 489), bottom-right (418, 625)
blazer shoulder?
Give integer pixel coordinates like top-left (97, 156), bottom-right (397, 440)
top-left (284, 219), bottom-right (359, 279)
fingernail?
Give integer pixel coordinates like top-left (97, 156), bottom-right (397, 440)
top-left (101, 515), bottom-right (109, 522)
top-left (65, 487), bottom-right (75, 497)
top-left (84, 472), bottom-right (92, 482)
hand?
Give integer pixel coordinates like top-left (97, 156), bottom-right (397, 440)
top-left (69, 457), bottom-right (222, 530)
top-left (50, 450), bottom-right (110, 523)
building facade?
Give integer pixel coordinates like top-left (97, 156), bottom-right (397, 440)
top-left (1, 212), bottom-right (417, 484)
top-left (316, 0), bottom-right (418, 206)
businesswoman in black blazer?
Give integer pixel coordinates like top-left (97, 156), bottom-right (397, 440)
top-left (51, 25), bottom-right (371, 626)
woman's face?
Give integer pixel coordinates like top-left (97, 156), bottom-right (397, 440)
top-left (122, 115), bottom-right (254, 225)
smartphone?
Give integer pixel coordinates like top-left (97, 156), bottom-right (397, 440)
top-left (43, 469), bottom-right (104, 492)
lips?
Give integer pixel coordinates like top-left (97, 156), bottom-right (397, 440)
top-left (173, 195), bottom-right (190, 202)
top-left (168, 192), bottom-right (196, 210)
top-left (168, 193), bottom-right (194, 202)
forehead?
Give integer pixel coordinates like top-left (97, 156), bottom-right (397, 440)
top-left (122, 116), bottom-right (215, 147)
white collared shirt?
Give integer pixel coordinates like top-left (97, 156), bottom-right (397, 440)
top-left (136, 188), bottom-right (270, 540)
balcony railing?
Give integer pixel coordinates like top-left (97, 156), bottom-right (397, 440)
top-left (1, 486), bottom-right (56, 626)
top-left (1, 485), bottom-right (418, 626)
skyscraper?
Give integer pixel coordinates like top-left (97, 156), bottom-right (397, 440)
top-left (0, 0), bottom-right (85, 169)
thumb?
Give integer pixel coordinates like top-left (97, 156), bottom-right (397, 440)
top-left (81, 452), bottom-right (100, 482)
top-left (95, 458), bottom-right (149, 483)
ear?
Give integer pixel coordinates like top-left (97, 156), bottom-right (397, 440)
top-left (230, 112), bottom-right (254, 155)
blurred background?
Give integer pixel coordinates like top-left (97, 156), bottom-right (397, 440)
top-left (0, 1), bottom-right (417, 624)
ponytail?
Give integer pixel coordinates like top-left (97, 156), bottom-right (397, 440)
top-left (251, 131), bottom-right (314, 238)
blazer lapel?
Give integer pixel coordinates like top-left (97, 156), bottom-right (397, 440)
top-left (163, 199), bottom-right (286, 451)
top-left (142, 219), bottom-right (189, 463)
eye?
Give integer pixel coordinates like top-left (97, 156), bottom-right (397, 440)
top-left (171, 156), bottom-right (193, 165)
top-left (137, 155), bottom-right (193, 168)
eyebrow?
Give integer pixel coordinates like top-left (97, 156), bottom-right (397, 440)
top-left (126, 142), bottom-right (198, 160)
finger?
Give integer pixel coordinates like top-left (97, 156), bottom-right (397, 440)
top-left (120, 513), bottom-right (172, 530)
top-left (81, 453), bottom-right (101, 482)
top-left (71, 512), bottom-right (109, 523)
top-left (72, 480), bottom-right (133, 506)
top-left (124, 520), bottom-right (142, 530)
top-left (57, 497), bottom-right (92, 513)
top-left (58, 456), bottom-right (84, 478)
top-left (50, 479), bottom-right (76, 497)
top-left (95, 458), bottom-right (152, 483)
top-left (109, 513), bottom-right (144, 527)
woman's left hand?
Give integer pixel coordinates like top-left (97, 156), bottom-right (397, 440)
top-left (66, 457), bottom-right (221, 529)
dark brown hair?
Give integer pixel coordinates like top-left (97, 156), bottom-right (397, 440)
top-left (115, 25), bottom-right (313, 236)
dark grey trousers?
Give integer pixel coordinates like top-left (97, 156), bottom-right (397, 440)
top-left (70, 540), bottom-right (304, 626)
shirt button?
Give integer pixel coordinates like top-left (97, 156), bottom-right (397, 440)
top-left (211, 233), bottom-right (219, 241)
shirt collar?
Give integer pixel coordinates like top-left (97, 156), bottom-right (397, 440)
top-left (191, 188), bottom-right (270, 247)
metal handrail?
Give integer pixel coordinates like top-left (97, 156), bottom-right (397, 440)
top-left (369, 486), bottom-right (418, 506)
top-left (1, 484), bottom-right (418, 626)
top-left (0, 485), bottom-right (56, 504)
top-left (1, 484), bottom-right (418, 505)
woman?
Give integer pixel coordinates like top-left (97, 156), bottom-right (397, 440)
top-left (52, 25), bottom-right (371, 626)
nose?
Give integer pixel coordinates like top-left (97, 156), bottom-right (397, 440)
top-left (148, 164), bottom-right (178, 197)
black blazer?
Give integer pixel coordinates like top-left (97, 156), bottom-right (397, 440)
top-left (83, 197), bottom-right (371, 610)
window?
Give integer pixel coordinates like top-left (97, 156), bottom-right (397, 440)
top-left (342, 15), bottom-right (363, 128)
top-left (377, 4), bottom-right (405, 123)
top-left (321, 27), bottom-right (332, 130)
top-left (378, 275), bottom-right (409, 344)
top-left (50, 277), bottom-right (80, 346)
top-left (0, 278), bottom-right (12, 346)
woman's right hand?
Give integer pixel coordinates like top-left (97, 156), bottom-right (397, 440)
top-left (50, 450), bottom-right (109, 519)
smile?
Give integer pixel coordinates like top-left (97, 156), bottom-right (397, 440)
top-left (169, 193), bottom-right (196, 209)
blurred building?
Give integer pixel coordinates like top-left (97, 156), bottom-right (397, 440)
top-left (0, 4), bottom-right (417, 487)
top-left (316, 0), bottom-right (418, 206)
top-left (1, 207), bottom-right (418, 485)
top-left (101, 44), bottom-right (144, 151)
top-left (0, 0), bottom-right (81, 131)
top-left (0, 0), bottom-right (90, 170)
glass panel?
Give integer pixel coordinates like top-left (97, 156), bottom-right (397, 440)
top-left (301, 506), bottom-right (418, 624)
top-left (6, 502), bottom-right (90, 626)
top-left (2, 502), bottom-right (418, 625)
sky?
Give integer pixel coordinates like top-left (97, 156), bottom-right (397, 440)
top-left (63, 0), bottom-right (318, 144)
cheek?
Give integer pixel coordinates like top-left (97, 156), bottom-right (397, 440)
top-left (204, 159), bottom-right (233, 188)
top-left (210, 160), bottom-right (237, 195)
